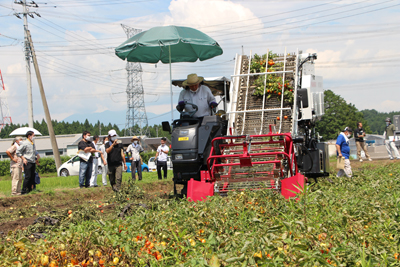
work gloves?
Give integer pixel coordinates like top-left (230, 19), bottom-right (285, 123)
top-left (209, 102), bottom-right (218, 108)
top-left (177, 101), bottom-right (186, 112)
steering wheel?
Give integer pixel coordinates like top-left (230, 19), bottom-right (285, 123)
top-left (176, 102), bottom-right (198, 118)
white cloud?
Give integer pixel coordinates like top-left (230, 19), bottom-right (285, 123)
top-left (0, 0), bottom-right (399, 127)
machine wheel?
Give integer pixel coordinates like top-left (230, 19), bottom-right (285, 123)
top-left (97, 166), bottom-right (103, 174)
top-left (143, 168), bottom-right (149, 172)
top-left (60, 169), bottom-right (69, 177)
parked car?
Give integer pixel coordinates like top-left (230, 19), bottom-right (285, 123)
top-left (58, 155), bottom-right (103, 177)
top-left (148, 156), bottom-right (173, 172)
top-left (125, 158), bottom-right (149, 173)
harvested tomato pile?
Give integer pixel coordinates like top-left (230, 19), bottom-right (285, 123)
top-left (1, 162), bottom-right (400, 266)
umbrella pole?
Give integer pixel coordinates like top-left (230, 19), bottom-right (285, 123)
top-left (169, 46), bottom-right (173, 122)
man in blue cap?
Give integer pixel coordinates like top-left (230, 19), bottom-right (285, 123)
top-left (336, 127), bottom-right (353, 178)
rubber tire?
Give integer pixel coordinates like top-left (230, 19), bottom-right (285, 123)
top-left (142, 168), bottom-right (149, 172)
top-left (98, 166), bottom-right (102, 174)
top-left (60, 169), bottom-right (69, 177)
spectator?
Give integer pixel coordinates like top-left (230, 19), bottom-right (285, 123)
top-left (90, 135), bottom-right (106, 187)
top-left (105, 129), bottom-right (127, 191)
top-left (354, 122), bottom-right (372, 162)
top-left (6, 137), bottom-right (23, 195)
top-left (383, 117), bottom-right (400, 160)
top-left (99, 136), bottom-right (109, 186)
top-left (155, 137), bottom-right (169, 180)
top-left (336, 127), bottom-right (353, 178)
top-left (177, 73), bottom-right (218, 123)
top-left (126, 136), bottom-right (144, 181)
top-left (16, 131), bottom-right (40, 194)
top-left (77, 131), bottom-right (99, 189)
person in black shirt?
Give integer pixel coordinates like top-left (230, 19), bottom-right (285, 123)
top-left (354, 122), bottom-right (372, 162)
top-left (78, 131), bottom-right (102, 188)
top-left (105, 129), bottom-right (127, 191)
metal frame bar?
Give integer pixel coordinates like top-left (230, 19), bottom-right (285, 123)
top-left (241, 50), bottom-right (252, 135)
top-left (207, 132), bottom-right (297, 182)
top-left (291, 48), bottom-right (300, 136)
top-left (259, 49), bottom-right (269, 134)
top-left (279, 47), bottom-right (287, 133)
top-left (231, 70), bottom-right (292, 77)
top-left (227, 107), bottom-right (291, 114)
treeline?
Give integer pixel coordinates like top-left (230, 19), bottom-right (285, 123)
top-left (315, 90), bottom-right (399, 140)
top-left (361, 109), bottom-right (400, 135)
top-left (0, 119), bottom-right (171, 140)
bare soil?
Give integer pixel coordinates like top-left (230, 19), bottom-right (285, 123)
top-left (0, 181), bottom-right (173, 234)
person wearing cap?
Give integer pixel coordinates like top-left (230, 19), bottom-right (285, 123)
top-left (126, 136), bottom-right (144, 181)
top-left (354, 122), bottom-right (372, 162)
top-left (383, 117), bottom-right (400, 160)
top-left (155, 137), bottom-right (169, 180)
top-left (6, 137), bottom-right (24, 195)
top-left (105, 129), bottom-right (127, 191)
top-left (177, 73), bottom-right (218, 123)
top-left (336, 127), bottom-right (353, 178)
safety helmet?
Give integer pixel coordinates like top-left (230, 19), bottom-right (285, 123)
top-left (385, 117), bottom-right (391, 122)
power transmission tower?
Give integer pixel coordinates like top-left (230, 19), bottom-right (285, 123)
top-left (121, 24), bottom-right (148, 137)
top-left (0, 70), bottom-right (13, 131)
top-left (14, 0), bottom-right (40, 127)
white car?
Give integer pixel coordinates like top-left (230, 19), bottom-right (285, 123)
top-left (148, 156), bottom-right (173, 172)
top-left (58, 155), bottom-right (103, 177)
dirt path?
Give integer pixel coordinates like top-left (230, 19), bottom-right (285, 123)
top-left (0, 181), bottom-right (173, 234)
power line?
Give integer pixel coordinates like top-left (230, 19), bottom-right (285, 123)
top-left (217, 0), bottom-right (394, 40)
top-left (219, 1), bottom-right (400, 41)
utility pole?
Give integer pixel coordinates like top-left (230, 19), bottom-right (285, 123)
top-left (26, 30), bottom-right (61, 170)
top-left (14, 0), bottom-right (39, 127)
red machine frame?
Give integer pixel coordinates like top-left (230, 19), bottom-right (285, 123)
top-left (187, 126), bottom-right (306, 201)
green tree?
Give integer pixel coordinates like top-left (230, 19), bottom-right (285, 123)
top-left (315, 90), bottom-right (370, 141)
top-left (361, 109), bottom-right (400, 135)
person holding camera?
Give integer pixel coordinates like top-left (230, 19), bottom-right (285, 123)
top-left (105, 129), bottom-right (127, 191)
top-left (155, 137), bottom-right (169, 180)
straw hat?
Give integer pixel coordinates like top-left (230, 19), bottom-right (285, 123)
top-left (131, 136), bottom-right (139, 142)
top-left (182, 73), bottom-right (204, 86)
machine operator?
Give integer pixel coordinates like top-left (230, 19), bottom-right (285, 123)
top-left (177, 73), bottom-right (218, 124)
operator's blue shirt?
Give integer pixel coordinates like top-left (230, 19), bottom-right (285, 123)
top-left (336, 134), bottom-right (350, 159)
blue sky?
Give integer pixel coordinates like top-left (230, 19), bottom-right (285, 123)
top-left (1, 0), bottom-right (399, 126)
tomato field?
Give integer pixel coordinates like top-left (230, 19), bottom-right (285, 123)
top-left (1, 160), bottom-right (400, 266)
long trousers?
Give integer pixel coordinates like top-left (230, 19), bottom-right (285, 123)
top-left (22, 162), bottom-right (36, 193)
top-left (108, 164), bottom-right (123, 191)
top-left (337, 159), bottom-right (352, 178)
top-left (385, 140), bottom-right (400, 159)
top-left (157, 161), bottom-right (167, 180)
top-left (90, 158), bottom-right (99, 186)
top-left (131, 160), bottom-right (142, 181)
top-left (356, 141), bottom-right (371, 159)
top-left (11, 167), bottom-right (22, 195)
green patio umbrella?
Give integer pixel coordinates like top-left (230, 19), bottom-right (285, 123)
top-left (115, 25), bottom-right (223, 122)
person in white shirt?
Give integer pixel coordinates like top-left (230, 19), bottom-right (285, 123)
top-left (90, 135), bottom-right (106, 187)
top-left (99, 136), bottom-right (109, 186)
top-left (177, 73), bottom-right (218, 123)
top-left (126, 136), bottom-right (144, 181)
top-left (155, 137), bottom-right (169, 180)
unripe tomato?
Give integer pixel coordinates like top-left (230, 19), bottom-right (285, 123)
top-left (113, 257), bottom-right (119, 264)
